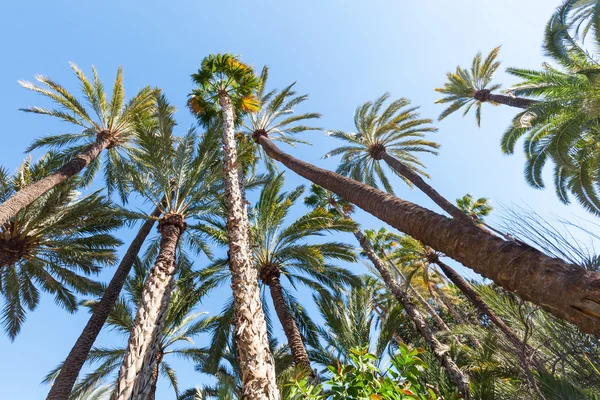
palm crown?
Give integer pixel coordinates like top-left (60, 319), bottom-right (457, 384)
top-left (323, 93), bottom-right (439, 194)
top-left (0, 155), bottom-right (122, 339)
top-left (435, 47), bottom-right (502, 126)
top-left (22, 64), bottom-right (156, 198)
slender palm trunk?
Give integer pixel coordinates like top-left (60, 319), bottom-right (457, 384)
top-left (148, 351), bottom-right (163, 400)
top-left (114, 214), bottom-right (185, 400)
top-left (432, 256), bottom-right (545, 371)
top-left (220, 93), bottom-right (279, 400)
top-left (47, 205), bottom-right (162, 400)
top-left (0, 133), bottom-right (111, 226)
top-left (265, 273), bottom-right (311, 370)
top-left (378, 152), bottom-right (472, 225)
top-left (355, 228), bottom-right (471, 397)
top-left (431, 283), bottom-right (465, 324)
top-left (254, 133), bottom-right (600, 334)
top-left (473, 90), bottom-right (536, 109)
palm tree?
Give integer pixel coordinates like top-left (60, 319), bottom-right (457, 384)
top-left (113, 95), bottom-right (220, 400)
top-left (0, 64), bottom-right (156, 224)
top-left (303, 185), bottom-right (471, 398)
top-left (197, 174), bottom-right (357, 372)
top-left (0, 154), bottom-right (122, 340)
top-left (252, 128), bottom-right (600, 334)
top-left (45, 260), bottom-right (214, 400)
top-left (188, 53), bottom-right (279, 400)
top-left (435, 47), bottom-right (535, 126)
top-left (324, 94), bottom-right (472, 224)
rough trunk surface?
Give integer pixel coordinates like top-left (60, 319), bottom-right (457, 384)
top-left (265, 273), bottom-right (311, 370)
top-left (379, 152), bottom-right (473, 225)
top-left (113, 214), bottom-right (184, 400)
top-left (256, 135), bottom-right (600, 334)
top-left (473, 90), bottom-right (536, 109)
top-left (220, 94), bottom-right (279, 400)
top-left (46, 206), bottom-right (162, 400)
top-left (147, 351), bottom-right (163, 400)
top-left (0, 135), bottom-right (110, 226)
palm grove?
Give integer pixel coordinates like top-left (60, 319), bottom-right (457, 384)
top-left (2, 1), bottom-right (600, 399)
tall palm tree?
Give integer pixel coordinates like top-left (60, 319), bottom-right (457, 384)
top-left (324, 94), bottom-right (472, 224)
top-left (303, 185), bottom-right (471, 398)
top-left (0, 64), bottom-right (156, 224)
top-left (45, 260), bottom-right (214, 400)
top-left (113, 95), bottom-right (220, 400)
top-left (0, 154), bottom-right (122, 340)
top-left (197, 174), bottom-right (357, 372)
top-left (252, 128), bottom-right (600, 335)
top-left (435, 47), bottom-right (535, 126)
top-left (188, 53), bottom-right (279, 400)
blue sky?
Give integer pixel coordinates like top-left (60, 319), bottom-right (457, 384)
top-left (1, 0), bottom-right (594, 398)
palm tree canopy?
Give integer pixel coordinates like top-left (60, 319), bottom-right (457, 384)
top-left (0, 154), bottom-right (122, 339)
top-left (435, 47), bottom-right (502, 126)
top-left (44, 258), bottom-right (214, 398)
top-left (188, 54), bottom-right (260, 127)
top-left (323, 93), bottom-right (439, 194)
top-left (21, 64), bottom-right (156, 199)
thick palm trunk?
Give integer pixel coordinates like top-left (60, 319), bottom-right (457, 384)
top-left (266, 274), bottom-right (311, 370)
top-left (220, 93), bottom-right (279, 400)
top-left (0, 134), bottom-right (111, 226)
top-left (354, 228), bottom-right (471, 397)
top-left (473, 90), bottom-right (536, 109)
top-left (47, 205), bottom-right (162, 400)
top-left (379, 152), bottom-right (472, 225)
top-left (114, 214), bottom-right (184, 400)
top-left (254, 134), bottom-right (600, 334)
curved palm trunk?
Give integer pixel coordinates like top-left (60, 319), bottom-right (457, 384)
top-left (47, 205), bottom-right (162, 400)
top-left (265, 274), bottom-right (311, 370)
top-left (432, 257), bottom-right (544, 371)
top-left (379, 152), bottom-right (472, 225)
top-left (354, 228), bottom-right (471, 398)
top-left (0, 134), bottom-right (111, 226)
top-left (473, 90), bottom-right (536, 109)
top-left (219, 93), bottom-right (279, 400)
top-left (254, 134), bottom-right (600, 334)
top-left (114, 214), bottom-right (184, 400)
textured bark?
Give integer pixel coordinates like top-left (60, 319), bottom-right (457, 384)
top-left (265, 273), bottom-right (311, 370)
top-left (255, 134), bottom-right (600, 334)
top-left (114, 214), bottom-right (184, 400)
top-left (0, 135), bottom-right (111, 226)
top-left (379, 152), bottom-right (472, 225)
top-left (354, 228), bottom-right (471, 398)
top-left (473, 90), bottom-right (536, 109)
top-left (147, 351), bottom-right (163, 400)
top-left (47, 205), bottom-right (162, 400)
top-left (433, 257), bottom-right (544, 371)
top-left (220, 94), bottom-right (279, 400)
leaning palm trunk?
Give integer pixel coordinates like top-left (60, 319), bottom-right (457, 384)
top-left (473, 90), bottom-right (536, 109)
top-left (147, 351), bottom-right (163, 400)
top-left (376, 150), bottom-right (472, 225)
top-left (114, 214), bottom-right (185, 400)
top-left (355, 228), bottom-right (471, 397)
top-left (254, 132), bottom-right (600, 334)
top-left (265, 272), bottom-right (312, 370)
top-left (47, 205), bottom-right (162, 400)
top-left (219, 93), bottom-right (279, 400)
top-left (0, 132), bottom-right (112, 225)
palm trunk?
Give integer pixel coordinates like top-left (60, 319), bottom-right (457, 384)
top-left (473, 90), bottom-right (536, 109)
top-left (379, 152), bottom-right (472, 225)
top-left (47, 205), bottom-right (162, 400)
top-left (220, 93), bottom-right (279, 400)
top-left (265, 274), bottom-right (311, 370)
top-left (254, 133), bottom-right (600, 334)
top-left (0, 134), bottom-right (111, 226)
top-left (432, 256), bottom-right (544, 371)
top-left (431, 283), bottom-right (465, 324)
top-left (354, 228), bottom-right (471, 398)
top-left (114, 214), bottom-right (185, 400)
top-left (147, 351), bottom-right (163, 400)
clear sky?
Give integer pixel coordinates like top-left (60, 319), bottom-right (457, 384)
top-left (1, 0), bottom-right (592, 398)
